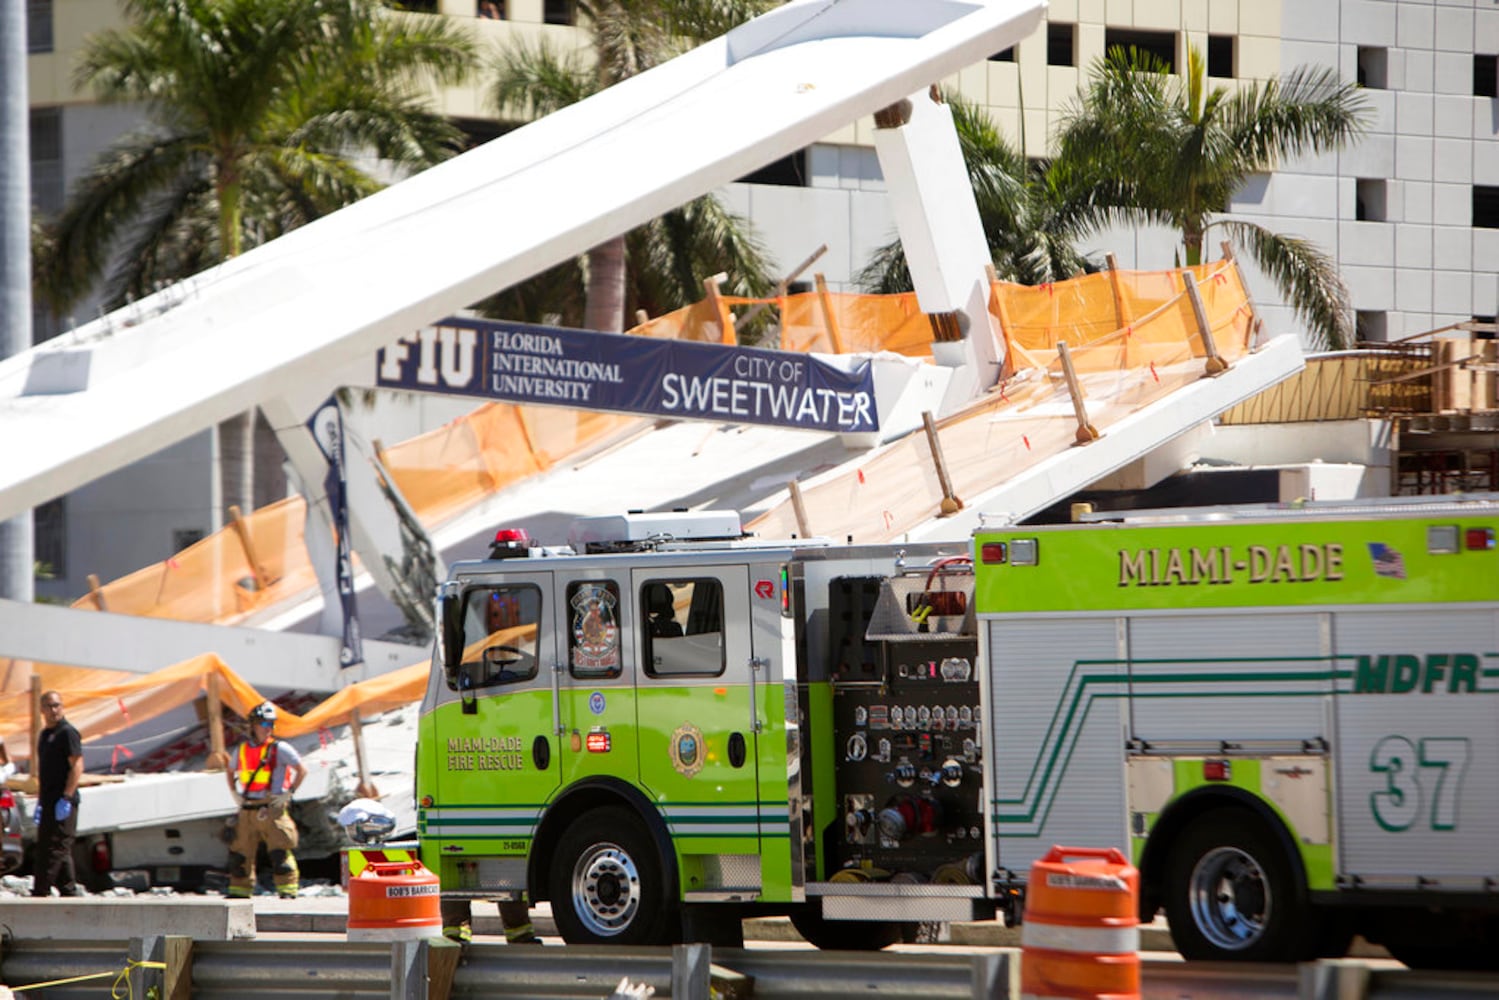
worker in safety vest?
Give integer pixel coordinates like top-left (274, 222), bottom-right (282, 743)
top-left (225, 701), bottom-right (307, 898)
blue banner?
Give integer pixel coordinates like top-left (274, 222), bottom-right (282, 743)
top-left (374, 318), bottom-right (879, 434)
top-left (306, 397), bottom-right (363, 669)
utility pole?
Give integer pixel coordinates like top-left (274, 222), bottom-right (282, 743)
top-left (0, 0), bottom-right (35, 602)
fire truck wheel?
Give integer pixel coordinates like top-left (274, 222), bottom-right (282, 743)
top-left (788, 907), bottom-right (905, 951)
top-left (1163, 808), bottom-right (1313, 962)
top-left (550, 807), bottom-right (675, 946)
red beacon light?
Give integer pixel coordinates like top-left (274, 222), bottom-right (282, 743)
top-left (489, 527), bottom-right (531, 560)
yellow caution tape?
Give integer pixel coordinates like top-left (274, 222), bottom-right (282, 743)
top-left (12, 959), bottom-right (166, 999)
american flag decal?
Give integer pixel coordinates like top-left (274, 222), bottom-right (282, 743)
top-left (1368, 542), bottom-right (1406, 580)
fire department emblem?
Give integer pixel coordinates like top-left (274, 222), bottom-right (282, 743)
top-left (670, 723), bottom-right (704, 778)
top-left (570, 583), bottom-right (620, 670)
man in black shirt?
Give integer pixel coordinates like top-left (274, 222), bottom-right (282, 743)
top-left (32, 690), bottom-right (83, 897)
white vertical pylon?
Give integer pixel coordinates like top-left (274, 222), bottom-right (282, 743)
top-left (873, 87), bottom-right (1005, 413)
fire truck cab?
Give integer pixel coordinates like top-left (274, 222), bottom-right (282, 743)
top-left (417, 510), bottom-right (984, 948)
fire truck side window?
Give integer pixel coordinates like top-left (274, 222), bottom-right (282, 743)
top-left (454, 585), bottom-right (542, 690)
top-left (567, 580), bottom-right (622, 679)
top-left (641, 579), bottom-right (724, 677)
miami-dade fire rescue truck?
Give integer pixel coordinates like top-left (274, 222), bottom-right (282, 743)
top-left (416, 499), bottom-right (1499, 966)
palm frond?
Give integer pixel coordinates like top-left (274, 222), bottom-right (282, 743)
top-left (1216, 218), bottom-right (1354, 350)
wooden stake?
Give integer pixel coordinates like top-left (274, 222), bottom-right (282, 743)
top-left (164, 936), bottom-right (193, 1000)
top-left (702, 272), bottom-right (736, 345)
top-left (788, 479), bottom-right (812, 539)
top-left (1221, 240), bottom-right (1264, 349)
top-left (922, 411), bottom-right (964, 515)
top-left (1105, 252), bottom-right (1132, 329)
top-left (814, 274), bottom-right (846, 354)
top-left (86, 573), bottom-right (107, 611)
top-left (1056, 341), bottom-right (1101, 445)
top-left (228, 505), bottom-right (271, 591)
top-left (1183, 272), bottom-right (1229, 376)
top-left (739, 243), bottom-right (828, 331)
top-left (351, 710), bottom-right (379, 798)
top-left (205, 672), bottom-right (228, 771)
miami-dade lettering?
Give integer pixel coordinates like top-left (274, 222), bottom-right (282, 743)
top-left (1118, 544), bottom-right (1344, 587)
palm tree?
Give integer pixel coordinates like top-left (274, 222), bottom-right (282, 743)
top-left (488, 0), bottom-right (776, 334)
top-left (858, 92), bottom-right (1097, 294)
top-left (1055, 45), bottom-right (1370, 349)
top-left (36, 0), bottom-right (476, 513)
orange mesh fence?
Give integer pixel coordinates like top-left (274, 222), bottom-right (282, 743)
top-left (748, 261), bottom-right (1257, 543)
top-left (0, 652), bottom-right (429, 764)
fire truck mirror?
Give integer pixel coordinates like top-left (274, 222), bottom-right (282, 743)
top-left (440, 591), bottom-right (465, 682)
top-left (458, 668), bottom-right (477, 715)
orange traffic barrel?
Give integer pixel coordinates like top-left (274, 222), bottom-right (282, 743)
top-left (1020, 845), bottom-right (1140, 1000)
top-left (346, 859), bottom-right (442, 941)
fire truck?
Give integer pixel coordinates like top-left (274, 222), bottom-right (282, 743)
top-left (415, 500), bottom-right (1499, 967)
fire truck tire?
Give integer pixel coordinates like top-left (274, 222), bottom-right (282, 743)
top-left (1163, 808), bottom-right (1313, 962)
top-left (549, 807), bottom-right (676, 946)
top-left (788, 907), bottom-right (905, 951)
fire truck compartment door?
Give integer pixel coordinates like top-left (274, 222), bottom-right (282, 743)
top-left (631, 565), bottom-right (763, 867)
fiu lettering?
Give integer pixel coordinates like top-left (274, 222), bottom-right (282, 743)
top-left (1353, 653), bottom-right (1480, 694)
top-left (1118, 544), bottom-right (1344, 587)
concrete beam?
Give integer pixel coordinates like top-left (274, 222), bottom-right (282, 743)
top-left (0, 599), bottom-right (422, 688)
top-left (0, 897), bottom-right (255, 940)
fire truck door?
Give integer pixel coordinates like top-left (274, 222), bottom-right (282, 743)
top-left (631, 566), bottom-right (761, 856)
top-left (432, 573), bottom-right (561, 858)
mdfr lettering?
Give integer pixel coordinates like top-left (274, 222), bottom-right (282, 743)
top-left (1353, 653), bottom-right (1480, 694)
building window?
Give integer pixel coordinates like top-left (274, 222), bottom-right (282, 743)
top-left (1358, 47), bottom-right (1388, 89)
top-left (30, 108), bottom-right (63, 217)
top-left (172, 528), bottom-right (206, 553)
top-left (1047, 23), bottom-right (1075, 67)
top-left (1476, 54), bottom-right (1498, 99)
top-left (1356, 179), bottom-right (1387, 222)
top-left (1104, 29), bottom-right (1176, 72)
top-left (477, 0), bottom-right (505, 18)
top-left (1474, 185), bottom-right (1499, 228)
top-left (737, 150), bottom-right (806, 187)
top-left (33, 498), bottom-right (65, 579)
top-left (1356, 311), bottom-right (1388, 343)
top-left (1207, 35), bottom-right (1234, 78)
top-left (27, 0), bottom-right (52, 53)
top-left (543, 0), bottom-right (575, 25)
top-left (989, 46), bottom-right (1015, 63)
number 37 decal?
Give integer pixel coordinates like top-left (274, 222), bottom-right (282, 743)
top-left (1368, 735), bottom-right (1471, 833)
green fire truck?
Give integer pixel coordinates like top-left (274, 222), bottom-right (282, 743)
top-left (416, 500), bottom-right (1499, 966)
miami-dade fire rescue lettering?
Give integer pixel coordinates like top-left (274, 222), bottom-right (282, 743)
top-left (376, 318), bottom-right (879, 434)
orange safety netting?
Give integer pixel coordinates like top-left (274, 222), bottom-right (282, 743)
top-left (3, 258), bottom-right (1260, 760)
top-left (746, 261), bottom-right (1257, 543)
top-left (0, 654), bottom-right (429, 759)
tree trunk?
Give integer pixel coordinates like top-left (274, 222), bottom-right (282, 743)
top-left (218, 409), bottom-right (255, 517)
top-left (583, 235), bottom-right (628, 333)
